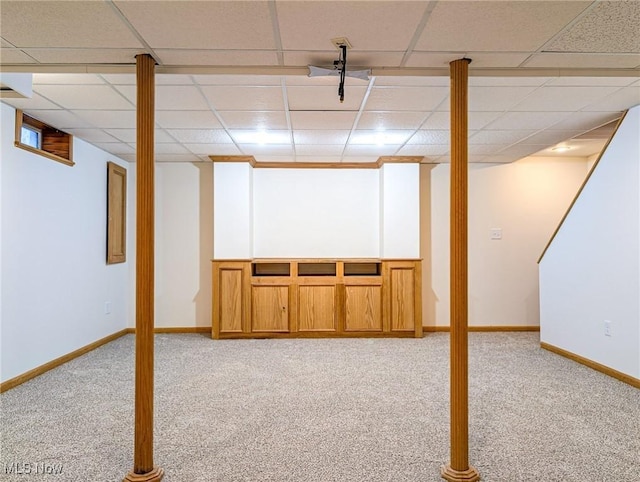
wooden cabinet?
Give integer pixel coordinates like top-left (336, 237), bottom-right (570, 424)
top-left (212, 259), bottom-right (421, 339)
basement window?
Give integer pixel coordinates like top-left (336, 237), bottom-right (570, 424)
top-left (15, 110), bottom-right (74, 166)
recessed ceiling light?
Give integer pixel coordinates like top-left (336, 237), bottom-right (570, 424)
top-left (551, 146), bottom-right (571, 152)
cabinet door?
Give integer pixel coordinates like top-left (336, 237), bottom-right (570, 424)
top-left (298, 285), bottom-right (336, 332)
top-left (344, 285), bottom-right (382, 332)
top-left (252, 286), bottom-right (290, 332)
top-left (390, 267), bottom-right (415, 332)
top-left (219, 268), bottom-right (244, 333)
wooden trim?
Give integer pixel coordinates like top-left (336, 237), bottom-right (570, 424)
top-left (107, 162), bottom-right (127, 264)
top-left (537, 112), bottom-right (627, 263)
top-left (423, 325), bottom-right (540, 332)
top-left (152, 327), bottom-right (210, 334)
top-left (0, 329), bottom-right (130, 393)
top-left (209, 155), bottom-right (423, 169)
top-left (540, 342), bottom-right (640, 389)
top-left (14, 109), bottom-right (74, 166)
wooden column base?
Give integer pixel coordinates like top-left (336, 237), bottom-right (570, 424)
top-left (441, 465), bottom-right (481, 482)
top-left (123, 467), bottom-right (164, 482)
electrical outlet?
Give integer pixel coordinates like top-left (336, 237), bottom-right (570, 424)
top-left (604, 320), bottom-right (611, 337)
top-left (105, 301), bottom-right (111, 315)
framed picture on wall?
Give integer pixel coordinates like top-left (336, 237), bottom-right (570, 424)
top-left (107, 161), bottom-right (127, 264)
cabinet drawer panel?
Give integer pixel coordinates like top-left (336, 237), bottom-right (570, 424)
top-left (298, 285), bottom-right (336, 331)
top-left (390, 268), bottom-right (415, 331)
top-left (345, 285), bottom-right (382, 332)
top-left (252, 286), bottom-right (289, 332)
top-left (219, 269), bottom-right (243, 333)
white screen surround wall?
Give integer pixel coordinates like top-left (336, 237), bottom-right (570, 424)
top-left (213, 162), bottom-right (419, 259)
top-left (539, 106), bottom-right (640, 379)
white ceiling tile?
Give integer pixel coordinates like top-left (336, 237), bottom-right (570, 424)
top-left (2, 93), bottom-right (60, 110)
top-left (373, 76), bottom-right (450, 87)
top-left (349, 130), bottom-right (413, 145)
top-left (546, 77), bottom-right (638, 87)
top-left (287, 85), bottom-right (366, 111)
top-left (105, 129), bottom-right (174, 144)
top-left (35, 84), bottom-right (133, 110)
top-left (549, 111), bottom-right (623, 132)
top-left (511, 86), bottom-right (622, 111)
top-left (186, 144), bottom-right (242, 156)
top-left (154, 154), bottom-right (202, 163)
top-left (201, 86), bottom-right (284, 111)
top-left (421, 111), bottom-right (501, 130)
top-left (295, 145), bottom-right (345, 156)
top-left (366, 87), bottom-right (449, 111)
top-left (113, 85), bottom-right (209, 111)
top-left (406, 130), bottom-right (450, 145)
top-left (293, 130), bottom-right (350, 145)
top-left (277, 1), bottom-right (427, 51)
top-left (0, 2), bottom-right (142, 48)
top-left (154, 143), bottom-right (190, 155)
top-left (295, 156), bottom-right (344, 163)
top-left (155, 110), bottom-right (222, 129)
top-left (25, 49), bottom-right (143, 64)
top-left (493, 144), bottom-right (549, 160)
top-left (357, 112), bottom-right (426, 130)
top-left (194, 75), bottom-right (282, 86)
top-left (92, 142), bottom-right (136, 155)
top-left (74, 110), bottom-right (136, 129)
top-left (168, 129), bottom-right (234, 144)
top-left (397, 144), bottom-right (449, 156)
top-left (466, 86), bottom-right (540, 112)
top-left (0, 48), bottom-right (35, 63)
top-left (217, 111), bottom-right (288, 130)
top-left (118, 154), bottom-right (137, 163)
top-left (156, 74), bottom-right (194, 85)
top-left (519, 130), bottom-right (584, 146)
top-left (469, 77), bottom-right (552, 87)
top-left (343, 145), bottom-right (401, 156)
top-left (524, 53), bottom-right (640, 69)
top-left (66, 129), bottom-right (119, 143)
top-left (581, 85), bottom-right (640, 112)
top-left (33, 74), bottom-right (104, 85)
top-left (156, 49), bottom-right (279, 66)
top-left (116, 1), bottom-right (275, 49)
top-left (469, 130), bottom-right (537, 145)
top-left (403, 52), bottom-right (466, 68)
top-left (290, 111), bottom-right (357, 130)
top-left (459, 52), bottom-right (531, 68)
top-left (546, 1), bottom-right (640, 54)
top-left (238, 144), bottom-right (294, 156)
top-left (468, 144), bottom-right (511, 156)
top-left (17, 110), bottom-right (87, 129)
top-left (100, 74), bottom-right (136, 85)
top-left (229, 130), bottom-right (291, 145)
top-left (415, 1), bottom-right (591, 51)
top-left (486, 112), bottom-right (571, 130)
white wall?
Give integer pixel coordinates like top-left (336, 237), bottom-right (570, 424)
top-left (381, 163), bottom-right (420, 258)
top-left (213, 162), bottom-right (252, 259)
top-left (1, 102), bottom-right (130, 383)
top-left (427, 156), bottom-right (588, 327)
top-left (154, 162), bottom-right (213, 328)
top-left (540, 106), bottom-right (640, 379)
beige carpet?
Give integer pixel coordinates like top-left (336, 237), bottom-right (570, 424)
top-left (1, 332), bottom-right (639, 481)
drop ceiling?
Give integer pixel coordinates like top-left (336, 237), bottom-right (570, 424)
top-left (1, 1), bottom-right (639, 164)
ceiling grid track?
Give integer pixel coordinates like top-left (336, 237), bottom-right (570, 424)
top-left (268, 1), bottom-right (285, 66)
top-left (106, 0), bottom-right (162, 65)
top-left (399, 0), bottom-right (439, 68)
top-left (280, 77), bottom-right (295, 161)
top-left (340, 76), bottom-right (377, 161)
